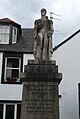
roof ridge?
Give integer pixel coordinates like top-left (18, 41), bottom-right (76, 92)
top-left (53, 29), bottom-right (80, 52)
top-left (0, 17), bottom-right (20, 26)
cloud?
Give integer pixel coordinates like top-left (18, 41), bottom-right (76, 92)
top-left (52, 0), bottom-right (80, 45)
top-left (0, 0), bottom-right (80, 45)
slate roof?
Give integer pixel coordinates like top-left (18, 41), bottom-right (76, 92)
top-left (0, 18), bottom-right (16, 23)
top-left (0, 24), bottom-right (79, 53)
top-left (0, 28), bottom-right (35, 53)
top-left (0, 18), bottom-right (20, 26)
top-left (0, 18), bottom-right (22, 35)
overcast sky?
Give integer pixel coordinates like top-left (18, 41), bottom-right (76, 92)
top-left (0, 0), bottom-right (80, 45)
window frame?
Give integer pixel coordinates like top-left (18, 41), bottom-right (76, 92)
top-left (12, 27), bottom-right (17, 44)
top-left (4, 57), bottom-right (21, 82)
top-left (0, 104), bottom-right (3, 119)
top-left (0, 103), bottom-right (21, 119)
top-left (5, 104), bottom-right (14, 119)
top-left (0, 25), bottom-right (10, 44)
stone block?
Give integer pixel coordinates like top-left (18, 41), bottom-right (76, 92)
top-left (20, 60), bottom-right (62, 119)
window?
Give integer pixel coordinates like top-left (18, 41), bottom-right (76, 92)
top-left (4, 57), bottom-right (21, 82)
top-left (6, 105), bottom-right (14, 119)
top-left (12, 27), bottom-right (17, 44)
top-left (0, 103), bottom-right (21, 119)
top-left (17, 104), bottom-right (21, 119)
top-left (0, 25), bottom-right (10, 44)
top-left (0, 104), bottom-right (3, 119)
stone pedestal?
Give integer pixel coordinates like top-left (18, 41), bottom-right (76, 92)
top-left (20, 60), bottom-right (62, 119)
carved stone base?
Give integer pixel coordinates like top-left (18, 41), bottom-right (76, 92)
top-left (20, 60), bottom-right (62, 119)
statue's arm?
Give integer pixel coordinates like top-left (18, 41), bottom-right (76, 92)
top-left (33, 40), bottom-right (37, 56)
top-left (34, 20), bottom-right (37, 38)
top-left (48, 20), bottom-right (54, 37)
top-left (50, 20), bottom-right (54, 35)
top-left (51, 20), bottom-right (54, 34)
top-left (33, 20), bottom-right (37, 55)
top-left (48, 20), bottom-right (54, 55)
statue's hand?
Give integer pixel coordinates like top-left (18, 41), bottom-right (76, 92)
top-left (48, 31), bottom-right (53, 36)
top-left (33, 51), bottom-right (36, 56)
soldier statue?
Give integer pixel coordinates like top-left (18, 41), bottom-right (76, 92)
top-left (33, 8), bottom-right (54, 62)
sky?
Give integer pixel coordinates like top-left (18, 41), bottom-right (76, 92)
top-left (0, 0), bottom-right (80, 45)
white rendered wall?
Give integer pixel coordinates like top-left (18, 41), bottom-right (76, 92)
top-left (0, 52), bottom-right (23, 101)
top-left (0, 84), bottom-right (23, 101)
top-left (23, 54), bottom-right (34, 72)
top-left (0, 53), bottom-right (34, 101)
top-left (0, 54), bottom-right (34, 101)
top-left (53, 32), bottom-right (80, 119)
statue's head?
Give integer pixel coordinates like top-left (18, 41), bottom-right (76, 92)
top-left (41, 8), bottom-right (47, 16)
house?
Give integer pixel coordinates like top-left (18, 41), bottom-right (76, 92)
top-left (53, 29), bottom-right (80, 119)
top-left (0, 17), bottom-right (80, 119)
top-left (0, 18), bottom-right (34, 119)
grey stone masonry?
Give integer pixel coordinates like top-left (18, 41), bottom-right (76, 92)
top-left (20, 60), bottom-right (62, 119)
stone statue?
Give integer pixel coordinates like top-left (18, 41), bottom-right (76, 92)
top-left (33, 8), bottom-right (54, 62)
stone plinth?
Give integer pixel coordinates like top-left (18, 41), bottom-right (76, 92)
top-left (20, 60), bottom-right (62, 119)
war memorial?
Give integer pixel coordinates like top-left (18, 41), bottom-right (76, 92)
top-left (20, 8), bottom-right (62, 119)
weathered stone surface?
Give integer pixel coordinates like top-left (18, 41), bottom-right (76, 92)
top-left (20, 60), bottom-right (62, 119)
top-left (33, 8), bottom-right (53, 61)
top-left (28, 60), bottom-right (56, 65)
top-left (21, 60), bottom-right (62, 83)
top-left (21, 82), bottom-right (59, 119)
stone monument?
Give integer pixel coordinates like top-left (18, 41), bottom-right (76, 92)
top-left (33, 8), bottom-right (53, 62)
top-left (20, 8), bottom-right (62, 119)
